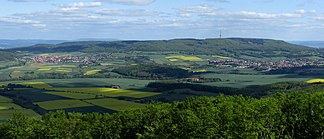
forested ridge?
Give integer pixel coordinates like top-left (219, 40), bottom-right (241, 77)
top-left (0, 51), bottom-right (17, 62)
top-left (11, 38), bottom-right (319, 58)
top-left (0, 91), bottom-right (323, 138)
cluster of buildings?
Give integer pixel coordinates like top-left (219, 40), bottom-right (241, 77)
top-left (208, 59), bottom-right (324, 71)
top-left (20, 54), bottom-right (111, 64)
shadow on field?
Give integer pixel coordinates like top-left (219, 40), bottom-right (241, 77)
top-left (48, 82), bottom-right (104, 88)
top-left (277, 74), bottom-right (324, 79)
top-left (10, 89), bottom-right (69, 102)
top-left (50, 106), bottom-right (116, 114)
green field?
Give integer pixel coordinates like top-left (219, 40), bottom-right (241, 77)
top-left (166, 55), bottom-right (203, 61)
top-left (84, 70), bottom-right (101, 75)
top-left (0, 103), bottom-right (23, 110)
top-left (212, 55), bottom-right (231, 59)
top-left (35, 100), bottom-right (93, 110)
top-left (0, 109), bottom-right (40, 121)
top-left (2, 78), bottom-right (154, 89)
top-left (56, 68), bottom-right (73, 73)
top-left (195, 73), bottom-right (313, 88)
top-left (1, 81), bottom-right (159, 98)
top-left (85, 98), bottom-right (145, 111)
top-left (45, 92), bottom-right (97, 99)
top-left (0, 96), bottom-right (12, 103)
top-left (53, 87), bottom-right (159, 98)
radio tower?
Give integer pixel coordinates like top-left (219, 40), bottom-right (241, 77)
top-left (219, 30), bottom-right (222, 39)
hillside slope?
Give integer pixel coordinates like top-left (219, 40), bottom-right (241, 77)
top-left (0, 50), bottom-right (17, 61)
top-left (12, 38), bottom-right (318, 58)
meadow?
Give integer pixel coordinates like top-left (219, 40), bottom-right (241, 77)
top-left (35, 100), bottom-right (93, 110)
top-left (84, 98), bottom-right (145, 111)
top-left (0, 109), bottom-right (40, 121)
top-left (45, 92), bottom-right (97, 99)
top-left (195, 73), bottom-right (313, 88)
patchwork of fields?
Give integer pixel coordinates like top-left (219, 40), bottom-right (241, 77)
top-left (0, 79), bottom-right (159, 120)
top-left (0, 95), bottom-right (40, 121)
top-left (0, 51), bottom-right (323, 121)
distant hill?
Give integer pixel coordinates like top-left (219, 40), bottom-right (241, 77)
top-left (0, 39), bottom-right (67, 49)
top-left (0, 50), bottom-right (17, 61)
top-left (0, 38), bottom-right (118, 49)
top-left (12, 38), bottom-right (319, 59)
top-left (290, 41), bottom-right (324, 48)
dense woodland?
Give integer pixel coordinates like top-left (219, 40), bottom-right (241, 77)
top-left (10, 38), bottom-right (321, 58)
top-left (148, 81), bottom-right (320, 98)
top-left (0, 91), bottom-right (323, 138)
top-left (112, 64), bottom-right (194, 79)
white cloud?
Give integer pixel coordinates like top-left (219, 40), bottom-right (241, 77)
top-left (315, 16), bottom-right (324, 20)
top-left (32, 24), bottom-right (47, 27)
top-left (60, 7), bottom-right (81, 12)
top-left (96, 9), bottom-right (157, 16)
top-left (100, 0), bottom-right (155, 5)
top-left (295, 9), bottom-right (306, 14)
top-left (7, 0), bottom-right (46, 2)
top-left (178, 5), bottom-right (219, 17)
top-left (0, 17), bottom-right (40, 24)
top-left (66, 2), bottom-right (103, 8)
top-left (237, 11), bottom-right (300, 19)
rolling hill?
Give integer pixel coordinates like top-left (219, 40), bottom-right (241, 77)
top-left (11, 38), bottom-right (319, 59)
top-left (290, 41), bottom-right (324, 48)
top-left (0, 50), bottom-right (17, 61)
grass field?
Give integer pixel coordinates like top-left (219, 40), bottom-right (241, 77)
top-left (306, 79), bottom-right (324, 84)
top-left (0, 103), bottom-right (23, 110)
top-left (38, 67), bottom-right (52, 71)
top-left (56, 68), bottom-right (73, 73)
top-left (35, 100), bottom-right (93, 110)
top-left (53, 87), bottom-right (159, 98)
top-left (3, 81), bottom-right (158, 98)
top-left (45, 92), bottom-right (97, 99)
top-left (166, 55), bottom-right (203, 61)
top-left (168, 59), bottom-right (178, 62)
top-left (18, 82), bottom-right (53, 89)
top-left (193, 69), bottom-right (208, 73)
top-left (85, 98), bottom-right (145, 111)
top-left (195, 73), bottom-right (312, 88)
top-left (10, 71), bottom-right (24, 78)
top-left (212, 55), bottom-right (231, 59)
top-left (0, 109), bottom-right (40, 121)
top-left (0, 96), bottom-right (12, 103)
top-left (84, 70), bottom-right (101, 75)
top-left (0, 78), bottom-right (155, 89)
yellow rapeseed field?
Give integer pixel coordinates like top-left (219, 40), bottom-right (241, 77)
top-left (166, 55), bottom-right (203, 61)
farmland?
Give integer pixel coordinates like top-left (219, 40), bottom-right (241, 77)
top-left (306, 79), bottom-right (324, 84)
top-left (166, 55), bottom-right (204, 61)
top-left (0, 38), bottom-right (324, 120)
top-left (36, 100), bottom-right (93, 110)
top-left (45, 92), bottom-right (97, 99)
top-left (85, 98), bottom-right (145, 111)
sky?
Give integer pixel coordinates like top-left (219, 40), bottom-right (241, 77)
top-left (0, 0), bottom-right (324, 41)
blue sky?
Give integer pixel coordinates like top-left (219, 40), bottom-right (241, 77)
top-left (0, 0), bottom-right (324, 40)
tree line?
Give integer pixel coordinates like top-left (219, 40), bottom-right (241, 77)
top-left (0, 91), bottom-right (323, 138)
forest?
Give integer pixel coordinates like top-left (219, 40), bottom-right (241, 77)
top-left (0, 91), bottom-right (322, 138)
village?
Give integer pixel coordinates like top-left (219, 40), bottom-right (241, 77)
top-left (208, 58), bottom-right (324, 71)
top-left (19, 54), bottom-right (111, 64)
